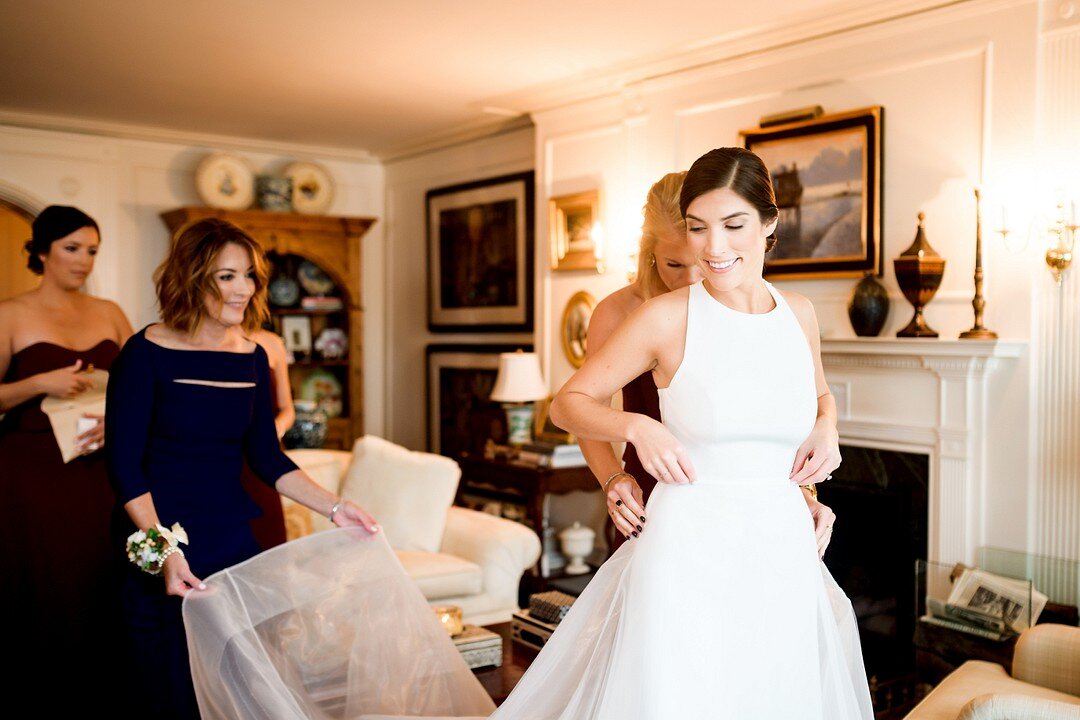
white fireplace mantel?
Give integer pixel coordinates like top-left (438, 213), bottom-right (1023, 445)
top-left (820, 338), bottom-right (1026, 565)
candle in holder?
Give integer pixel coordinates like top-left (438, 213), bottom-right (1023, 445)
top-left (433, 605), bottom-right (464, 636)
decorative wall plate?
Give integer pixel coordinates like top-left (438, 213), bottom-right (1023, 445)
top-left (297, 260), bottom-right (335, 296)
top-left (195, 153), bottom-right (255, 210)
top-left (268, 275), bottom-right (300, 307)
top-left (300, 369), bottom-right (343, 418)
top-left (284, 161), bottom-right (335, 215)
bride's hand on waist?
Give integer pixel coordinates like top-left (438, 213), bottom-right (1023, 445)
top-left (606, 474), bottom-right (646, 538)
top-left (790, 419), bottom-right (840, 486)
top-left (627, 416), bottom-right (695, 485)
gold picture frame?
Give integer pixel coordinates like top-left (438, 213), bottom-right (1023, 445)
top-left (549, 190), bottom-right (601, 272)
top-left (561, 290), bottom-right (596, 369)
top-left (740, 106), bottom-right (883, 279)
top-left (533, 396), bottom-right (575, 444)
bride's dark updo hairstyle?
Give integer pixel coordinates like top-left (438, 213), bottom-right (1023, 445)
top-left (678, 147), bottom-right (780, 252)
top-left (24, 205), bottom-right (100, 274)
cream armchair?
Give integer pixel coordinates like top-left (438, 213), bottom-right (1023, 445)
top-left (905, 624), bottom-right (1080, 719)
top-left (284, 436), bottom-right (541, 626)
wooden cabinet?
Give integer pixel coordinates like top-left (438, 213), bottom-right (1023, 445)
top-left (160, 207), bottom-right (376, 449)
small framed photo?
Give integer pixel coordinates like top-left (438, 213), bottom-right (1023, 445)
top-left (549, 190), bottom-right (601, 272)
top-left (427, 172), bottom-right (534, 332)
top-left (533, 396), bottom-right (575, 444)
top-left (426, 344), bottom-right (533, 459)
top-left (740, 106), bottom-right (883, 279)
top-left (281, 315), bottom-right (312, 357)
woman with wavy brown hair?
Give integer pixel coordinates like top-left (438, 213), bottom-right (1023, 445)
top-left (106, 218), bottom-right (378, 719)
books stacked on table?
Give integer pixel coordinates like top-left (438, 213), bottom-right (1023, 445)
top-left (452, 625), bottom-right (503, 670)
top-left (301, 296), bottom-right (344, 312)
top-left (528, 590), bottom-right (577, 624)
top-left (517, 440), bottom-right (587, 468)
top-left (511, 610), bottom-right (559, 651)
top-left (920, 567), bottom-right (1049, 641)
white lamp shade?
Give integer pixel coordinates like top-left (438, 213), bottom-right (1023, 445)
top-left (490, 351), bottom-right (548, 402)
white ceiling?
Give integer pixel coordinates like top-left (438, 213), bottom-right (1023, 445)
top-left (1, 0), bottom-right (863, 159)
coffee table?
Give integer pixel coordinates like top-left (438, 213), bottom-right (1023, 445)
top-left (473, 622), bottom-right (538, 705)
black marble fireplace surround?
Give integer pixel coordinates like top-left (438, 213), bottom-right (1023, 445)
top-left (822, 445), bottom-right (929, 685)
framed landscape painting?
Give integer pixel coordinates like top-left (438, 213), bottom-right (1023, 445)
top-left (427, 172), bottom-right (534, 332)
top-left (740, 106), bottom-right (883, 279)
top-left (426, 344), bottom-right (533, 460)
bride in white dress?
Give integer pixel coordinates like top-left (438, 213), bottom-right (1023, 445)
top-left (492, 147), bottom-right (874, 719)
top-left (182, 147), bottom-right (873, 720)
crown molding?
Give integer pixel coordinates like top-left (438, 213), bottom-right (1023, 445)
top-left (378, 115), bottom-right (534, 163)
top-left (487, 0), bottom-right (1025, 116)
top-left (0, 109), bottom-right (380, 163)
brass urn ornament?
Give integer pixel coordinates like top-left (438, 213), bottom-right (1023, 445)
top-left (893, 212), bottom-right (945, 338)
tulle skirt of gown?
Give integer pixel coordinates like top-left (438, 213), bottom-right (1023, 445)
top-left (491, 479), bottom-right (874, 720)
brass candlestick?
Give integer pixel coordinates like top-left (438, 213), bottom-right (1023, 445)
top-left (894, 212), bottom-right (946, 338)
top-left (960, 187), bottom-right (998, 339)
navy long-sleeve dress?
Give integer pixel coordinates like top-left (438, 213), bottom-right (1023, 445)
top-left (106, 327), bottom-right (298, 719)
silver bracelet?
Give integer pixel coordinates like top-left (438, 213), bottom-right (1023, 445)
top-left (328, 499), bottom-right (342, 522)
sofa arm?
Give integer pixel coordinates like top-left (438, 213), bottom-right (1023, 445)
top-left (1013, 624), bottom-right (1080, 697)
top-left (440, 507), bottom-right (541, 610)
top-left (283, 449), bottom-right (353, 537)
top-left (958, 693), bottom-right (1080, 720)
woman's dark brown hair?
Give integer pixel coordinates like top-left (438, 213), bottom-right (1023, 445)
top-left (25, 205), bottom-right (99, 275)
top-left (679, 147), bottom-right (780, 252)
top-left (155, 218), bottom-right (268, 334)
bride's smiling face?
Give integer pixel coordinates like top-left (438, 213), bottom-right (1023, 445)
top-left (685, 187), bottom-right (777, 293)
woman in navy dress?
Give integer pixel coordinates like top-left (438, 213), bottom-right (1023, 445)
top-left (0, 205), bottom-right (133, 714)
top-left (107, 218), bottom-right (379, 719)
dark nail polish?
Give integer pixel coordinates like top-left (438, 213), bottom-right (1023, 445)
top-left (636, 524), bottom-right (642, 532)
top-left (640, 515), bottom-right (646, 522)
top-left (632, 531), bottom-right (639, 537)
top-left (615, 500), bottom-right (622, 507)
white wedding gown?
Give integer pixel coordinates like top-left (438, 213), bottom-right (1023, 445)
top-left (183, 281), bottom-right (873, 720)
top-left (491, 281), bottom-right (874, 719)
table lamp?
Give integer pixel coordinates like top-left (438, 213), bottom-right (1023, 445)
top-left (489, 350), bottom-right (548, 445)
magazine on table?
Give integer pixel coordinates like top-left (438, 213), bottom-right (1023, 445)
top-left (924, 567), bottom-right (1048, 638)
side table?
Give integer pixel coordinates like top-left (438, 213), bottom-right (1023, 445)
top-left (456, 454), bottom-right (602, 603)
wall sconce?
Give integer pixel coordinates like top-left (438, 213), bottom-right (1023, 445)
top-left (1045, 200), bottom-right (1076, 285)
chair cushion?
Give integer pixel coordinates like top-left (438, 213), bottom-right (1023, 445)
top-left (395, 550), bottom-right (483, 600)
top-left (340, 436), bottom-right (461, 553)
top-left (908, 660), bottom-right (1080, 719)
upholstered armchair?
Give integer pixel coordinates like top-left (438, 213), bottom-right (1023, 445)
top-left (284, 436), bottom-right (541, 626)
top-left (905, 624), bottom-right (1080, 719)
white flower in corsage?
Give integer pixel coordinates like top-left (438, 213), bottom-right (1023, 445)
top-left (125, 523), bottom-right (188, 576)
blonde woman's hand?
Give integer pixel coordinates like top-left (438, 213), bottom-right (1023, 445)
top-left (332, 499), bottom-right (380, 535)
top-left (805, 493), bottom-right (837, 559)
top-left (790, 419), bottom-right (840, 486)
top-left (35, 359), bottom-right (93, 399)
top-left (606, 474), bottom-right (646, 538)
top-left (162, 552), bottom-right (205, 598)
top-left (627, 415), bottom-right (695, 485)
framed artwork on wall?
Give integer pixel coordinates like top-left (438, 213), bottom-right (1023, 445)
top-left (549, 190), bottom-right (601, 272)
top-left (426, 344), bottom-right (533, 460)
top-left (560, 290), bottom-right (595, 369)
top-left (740, 106), bottom-right (883, 279)
top-left (427, 172), bottom-right (534, 332)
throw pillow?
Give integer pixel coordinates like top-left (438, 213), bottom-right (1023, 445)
top-left (340, 435), bottom-right (461, 553)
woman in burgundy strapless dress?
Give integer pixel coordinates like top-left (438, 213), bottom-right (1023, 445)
top-left (0, 206), bottom-right (133, 714)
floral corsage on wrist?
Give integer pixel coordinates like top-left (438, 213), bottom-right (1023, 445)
top-left (126, 523), bottom-right (189, 575)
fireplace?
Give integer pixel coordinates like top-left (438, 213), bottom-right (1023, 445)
top-left (823, 445), bottom-right (929, 684)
